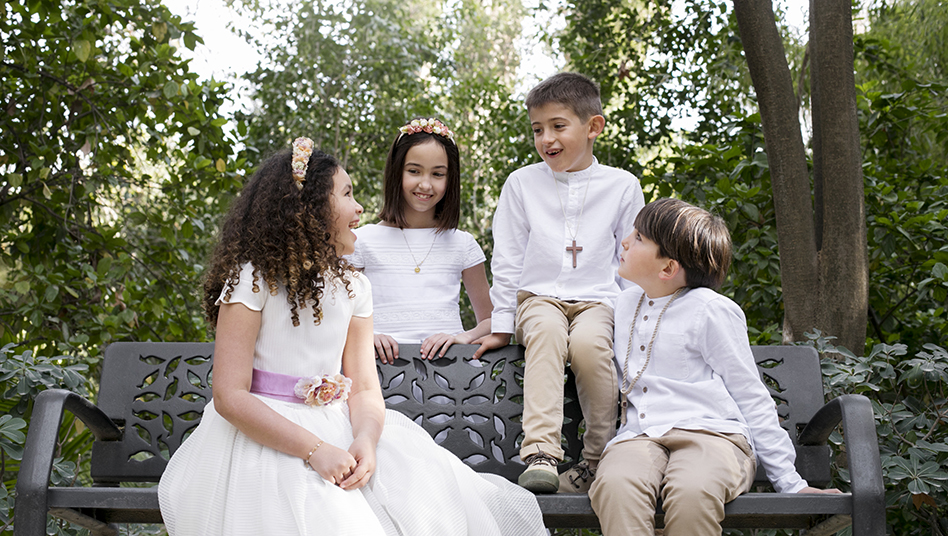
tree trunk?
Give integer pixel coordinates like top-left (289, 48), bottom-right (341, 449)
top-left (732, 0), bottom-right (820, 344)
top-left (809, 0), bottom-right (868, 354)
top-left (733, 0), bottom-right (868, 354)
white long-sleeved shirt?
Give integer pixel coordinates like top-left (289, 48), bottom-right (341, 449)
top-left (610, 285), bottom-right (807, 493)
top-left (489, 159), bottom-right (644, 333)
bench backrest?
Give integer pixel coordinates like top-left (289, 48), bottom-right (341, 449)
top-left (90, 342), bottom-right (829, 487)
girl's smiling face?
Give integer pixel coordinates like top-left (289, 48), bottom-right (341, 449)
top-left (400, 140), bottom-right (448, 226)
top-left (329, 167), bottom-right (363, 256)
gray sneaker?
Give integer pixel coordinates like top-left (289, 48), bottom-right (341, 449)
top-left (558, 460), bottom-right (596, 493)
top-left (518, 451), bottom-right (560, 493)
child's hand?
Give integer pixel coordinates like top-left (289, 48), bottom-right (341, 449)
top-left (374, 334), bottom-right (399, 364)
top-left (421, 332), bottom-right (459, 360)
top-left (341, 436), bottom-right (378, 490)
top-left (471, 333), bottom-right (511, 360)
top-left (307, 442), bottom-right (358, 487)
top-left (797, 486), bottom-right (842, 494)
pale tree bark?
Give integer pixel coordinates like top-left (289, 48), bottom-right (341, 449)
top-left (733, 0), bottom-right (868, 354)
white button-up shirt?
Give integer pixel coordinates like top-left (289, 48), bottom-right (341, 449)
top-left (610, 285), bottom-right (807, 493)
top-left (489, 159), bottom-right (644, 333)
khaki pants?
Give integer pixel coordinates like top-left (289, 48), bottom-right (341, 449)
top-left (589, 428), bottom-right (757, 536)
top-left (515, 292), bottom-right (618, 463)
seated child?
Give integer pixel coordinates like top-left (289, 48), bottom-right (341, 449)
top-left (589, 197), bottom-right (839, 536)
top-left (158, 139), bottom-right (545, 535)
top-left (349, 118), bottom-right (494, 363)
top-left (483, 72), bottom-right (644, 493)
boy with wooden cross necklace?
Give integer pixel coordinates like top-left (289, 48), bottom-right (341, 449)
top-left (481, 72), bottom-right (645, 493)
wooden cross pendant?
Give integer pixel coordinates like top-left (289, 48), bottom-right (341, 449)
top-left (620, 399), bottom-right (628, 425)
top-left (566, 240), bottom-right (583, 268)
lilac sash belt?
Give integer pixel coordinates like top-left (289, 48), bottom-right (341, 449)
top-left (250, 368), bottom-right (306, 404)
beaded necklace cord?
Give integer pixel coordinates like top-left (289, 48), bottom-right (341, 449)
top-left (618, 286), bottom-right (687, 425)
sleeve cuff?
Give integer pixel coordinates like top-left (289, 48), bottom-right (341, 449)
top-left (491, 311), bottom-right (515, 335)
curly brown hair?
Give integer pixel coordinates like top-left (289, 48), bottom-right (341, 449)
top-left (203, 145), bottom-right (353, 328)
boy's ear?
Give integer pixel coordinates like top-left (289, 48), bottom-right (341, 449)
top-left (587, 115), bottom-right (605, 139)
top-left (658, 259), bottom-right (681, 281)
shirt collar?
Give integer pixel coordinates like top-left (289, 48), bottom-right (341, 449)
top-left (551, 156), bottom-right (599, 183)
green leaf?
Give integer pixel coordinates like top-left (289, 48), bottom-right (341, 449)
top-left (44, 285), bottom-right (59, 303)
top-left (163, 81), bottom-right (179, 99)
top-left (933, 263), bottom-right (947, 280)
top-left (152, 22), bottom-right (168, 42)
top-left (74, 40), bottom-right (91, 62)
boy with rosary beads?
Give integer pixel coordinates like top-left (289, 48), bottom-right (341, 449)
top-left (589, 198), bottom-right (839, 535)
top-left (481, 72), bottom-right (644, 494)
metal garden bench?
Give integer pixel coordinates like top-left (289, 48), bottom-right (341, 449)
top-left (16, 342), bottom-right (884, 535)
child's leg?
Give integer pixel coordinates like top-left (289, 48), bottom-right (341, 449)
top-left (566, 302), bottom-right (618, 464)
top-left (588, 437), bottom-right (666, 535)
top-left (515, 293), bottom-right (570, 462)
top-left (661, 429), bottom-right (756, 536)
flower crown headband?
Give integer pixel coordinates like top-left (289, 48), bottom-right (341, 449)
top-left (291, 137), bottom-right (315, 190)
top-left (397, 118), bottom-right (455, 144)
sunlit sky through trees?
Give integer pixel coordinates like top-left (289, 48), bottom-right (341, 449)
top-left (166, 0), bottom-right (810, 111)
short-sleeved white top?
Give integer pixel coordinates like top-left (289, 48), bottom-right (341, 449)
top-left (216, 262), bottom-right (372, 378)
top-left (348, 224), bottom-right (486, 343)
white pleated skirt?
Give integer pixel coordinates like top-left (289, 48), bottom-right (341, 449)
top-left (157, 397), bottom-right (545, 536)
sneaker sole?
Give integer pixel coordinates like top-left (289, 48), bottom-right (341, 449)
top-left (518, 470), bottom-right (560, 494)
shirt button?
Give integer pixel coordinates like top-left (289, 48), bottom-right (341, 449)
top-left (648, 300), bottom-right (654, 306)
top-left (643, 315), bottom-right (649, 321)
top-left (639, 345), bottom-right (645, 351)
top-left (642, 386), bottom-right (648, 393)
top-left (640, 413), bottom-right (646, 419)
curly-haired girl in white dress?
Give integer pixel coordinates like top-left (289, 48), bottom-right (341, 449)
top-left (157, 139), bottom-right (545, 535)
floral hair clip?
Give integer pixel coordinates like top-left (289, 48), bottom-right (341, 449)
top-left (294, 373), bottom-right (352, 407)
top-left (291, 137), bottom-right (315, 190)
top-left (398, 118), bottom-right (455, 144)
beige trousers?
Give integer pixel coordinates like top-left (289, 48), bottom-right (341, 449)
top-left (515, 292), bottom-right (618, 463)
top-left (589, 428), bottom-right (757, 536)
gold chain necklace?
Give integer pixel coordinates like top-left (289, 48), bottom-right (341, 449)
top-left (553, 174), bottom-right (592, 268)
top-left (619, 286), bottom-right (686, 425)
top-left (401, 229), bottom-right (437, 273)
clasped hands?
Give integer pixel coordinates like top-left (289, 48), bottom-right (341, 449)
top-left (307, 436), bottom-right (376, 490)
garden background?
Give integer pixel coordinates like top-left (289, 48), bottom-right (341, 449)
top-left (1, 0), bottom-right (946, 534)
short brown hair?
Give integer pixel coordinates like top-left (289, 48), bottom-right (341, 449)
top-left (378, 123), bottom-right (461, 233)
top-left (634, 198), bottom-right (732, 289)
top-left (525, 72), bottom-right (603, 122)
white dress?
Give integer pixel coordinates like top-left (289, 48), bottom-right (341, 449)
top-left (157, 264), bottom-right (544, 535)
top-left (348, 225), bottom-right (486, 343)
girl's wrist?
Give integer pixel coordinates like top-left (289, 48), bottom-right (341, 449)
top-left (304, 439), bottom-right (324, 467)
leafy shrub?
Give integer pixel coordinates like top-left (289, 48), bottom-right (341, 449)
top-left (808, 332), bottom-right (948, 535)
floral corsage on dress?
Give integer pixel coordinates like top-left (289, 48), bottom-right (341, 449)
top-left (294, 374), bottom-right (352, 406)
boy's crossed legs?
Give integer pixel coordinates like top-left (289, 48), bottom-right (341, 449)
top-left (589, 428), bottom-right (756, 536)
top-left (515, 292), bottom-right (618, 493)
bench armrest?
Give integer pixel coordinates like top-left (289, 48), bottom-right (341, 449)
top-left (15, 389), bottom-right (122, 535)
top-left (798, 394), bottom-right (885, 536)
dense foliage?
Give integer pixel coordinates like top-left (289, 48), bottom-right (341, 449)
top-left (1, 0), bottom-right (246, 531)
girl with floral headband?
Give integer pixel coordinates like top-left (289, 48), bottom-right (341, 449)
top-left (349, 118), bottom-right (502, 363)
top-left (158, 140), bottom-right (545, 535)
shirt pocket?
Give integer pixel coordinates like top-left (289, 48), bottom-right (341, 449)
top-left (651, 331), bottom-right (702, 381)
